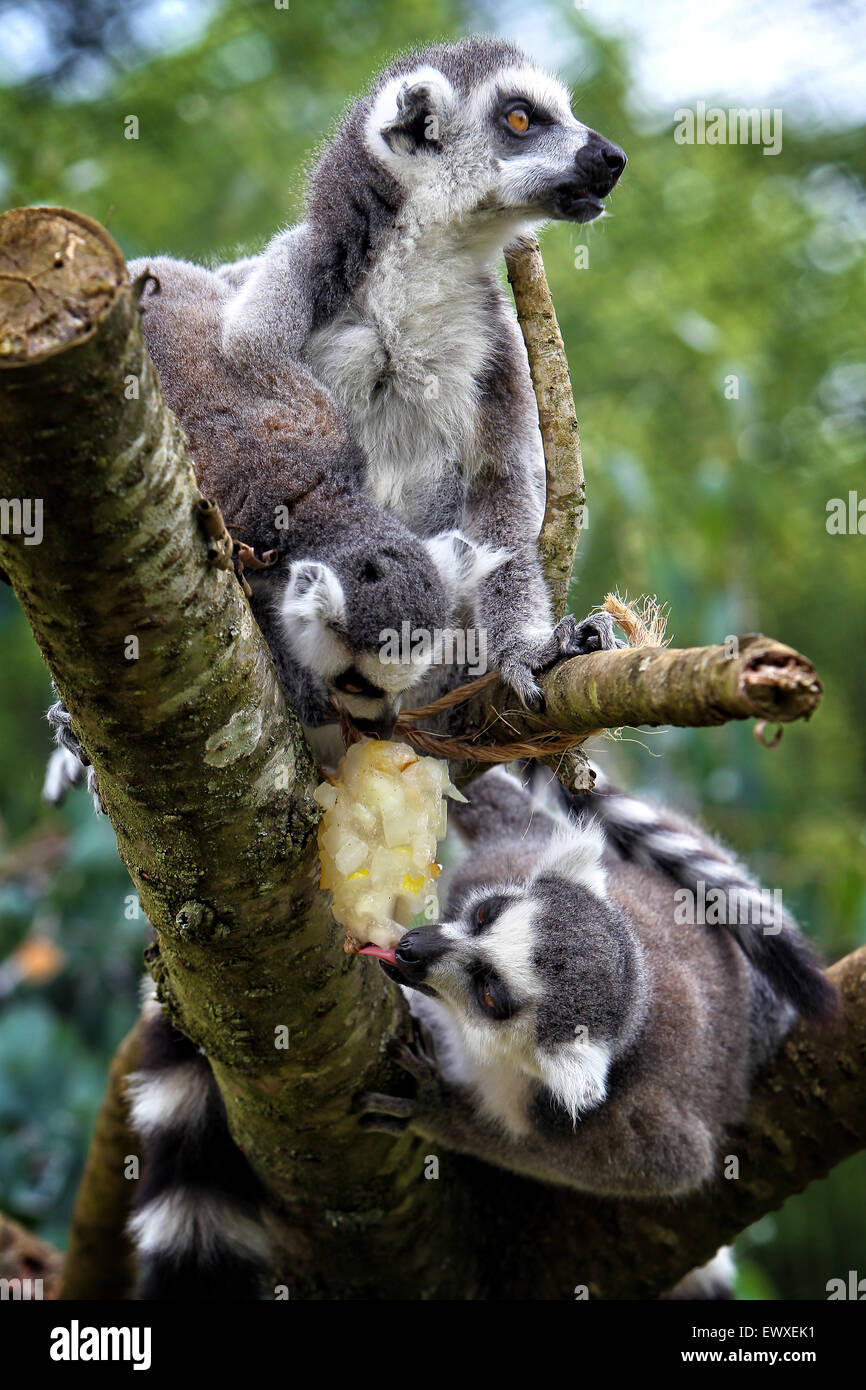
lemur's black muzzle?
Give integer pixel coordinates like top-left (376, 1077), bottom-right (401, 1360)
top-left (575, 133), bottom-right (627, 197)
top-left (351, 707), bottom-right (399, 740)
top-left (358, 926), bottom-right (450, 996)
top-left (393, 927), bottom-right (450, 977)
top-left (552, 131), bottom-right (627, 222)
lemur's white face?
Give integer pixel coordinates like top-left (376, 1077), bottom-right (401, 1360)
top-left (280, 559), bottom-right (435, 737)
top-left (365, 61), bottom-right (626, 238)
top-left (279, 530), bottom-right (501, 736)
top-left (362, 824), bottom-right (624, 1123)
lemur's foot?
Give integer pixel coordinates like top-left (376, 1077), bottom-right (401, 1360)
top-left (498, 612), bottom-right (623, 713)
top-left (353, 1028), bottom-right (440, 1136)
top-left (498, 656), bottom-right (547, 715)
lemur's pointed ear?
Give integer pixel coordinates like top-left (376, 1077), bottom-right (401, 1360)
top-left (424, 530), bottom-right (510, 597)
top-left (282, 560), bottom-right (346, 630)
top-left (374, 69), bottom-right (453, 155)
top-left (533, 822), bottom-right (608, 898)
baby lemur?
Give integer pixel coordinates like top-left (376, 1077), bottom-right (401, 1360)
top-left (43, 264), bottom-right (522, 796)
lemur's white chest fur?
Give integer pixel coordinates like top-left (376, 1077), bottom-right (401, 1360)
top-left (306, 224), bottom-right (494, 526)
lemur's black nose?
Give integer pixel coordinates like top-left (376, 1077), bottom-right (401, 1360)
top-left (600, 141), bottom-right (627, 176)
top-left (574, 133), bottom-right (627, 197)
top-left (353, 706), bottom-right (398, 740)
top-left (393, 927), bottom-right (450, 979)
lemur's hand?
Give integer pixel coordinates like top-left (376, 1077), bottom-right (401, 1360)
top-left (499, 610), bottom-right (623, 714)
top-left (353, 1025), bottom-right (461, 1140)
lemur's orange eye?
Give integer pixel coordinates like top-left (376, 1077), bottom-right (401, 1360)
top-left (506, 106), bottom-right (530, 134)
top-left (482, 984), bottom-right (495, 1010)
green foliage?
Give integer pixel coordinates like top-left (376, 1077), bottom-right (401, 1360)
top-left (0, 0), bottom-right (863, 1293)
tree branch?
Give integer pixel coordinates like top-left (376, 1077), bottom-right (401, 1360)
top-left (506, 238), bottom-right (585, 622)
top-left (538, 632), bottom-right (822, 733)
top-left (0, 1212), bottom-right (64, 1299)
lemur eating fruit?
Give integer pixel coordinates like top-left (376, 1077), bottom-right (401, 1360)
top-left (125, 766), bottom-right (835, 1298)
top-left (356, 767), bottom-right (837, 1194)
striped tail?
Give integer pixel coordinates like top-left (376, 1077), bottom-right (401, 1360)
top-left (566, 770), bottom-right (839, 1024)
top-left (127, 988), bottom-right (271, 1299)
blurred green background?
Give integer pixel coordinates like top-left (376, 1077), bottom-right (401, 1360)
top-left (0, 0), bottom-right (863, 1297)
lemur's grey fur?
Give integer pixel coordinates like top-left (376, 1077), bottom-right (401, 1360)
top-left (125, 766), bottom-right (835, 1298)
top-left (356, 766), bottom-right (838, 1200)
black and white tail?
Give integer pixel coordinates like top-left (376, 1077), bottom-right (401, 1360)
top-left (126, 986), bottom-right (271, 1299)
top-left (562, 769), bottom-right (838, 1024)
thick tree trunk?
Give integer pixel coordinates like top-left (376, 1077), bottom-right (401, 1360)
top-left (1, 208), bottom-right (859, 1301)
top-left (0, 207), bottom-right (471, 1299)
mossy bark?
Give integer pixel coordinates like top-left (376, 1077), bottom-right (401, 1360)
top-left (540, 633), bottom-right (823, 733)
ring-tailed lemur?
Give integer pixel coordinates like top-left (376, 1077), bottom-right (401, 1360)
top-left (133, 37), bottom-right (628, 713)
top-left (125, 767), bottom-right (835, 1298)
top-left (355, 766), bottom-right (838, 1200)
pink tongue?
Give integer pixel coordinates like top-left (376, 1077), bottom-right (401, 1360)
top-left (357, 944), bottom-right (398, 964)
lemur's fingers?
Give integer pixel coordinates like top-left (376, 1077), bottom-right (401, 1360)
top-left (354, 1091), bottom-right (415, 1128)
top-left (357, 1113), bottom-right (411, 1136)
top-left (410, 1016), bottom-right (440, 1070)
top-left (385, 1032), bottom-right (435, 1082)
top-left (47, 699), bottom-right (90, 762)
top-left (354, 1091), bottom-right (416, 1117)
top-left (561, 610), bottom-right (624, 656)
top-left (499, 659), bottom-right (546, 714)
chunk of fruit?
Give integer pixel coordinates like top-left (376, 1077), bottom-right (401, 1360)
top-left (315, 739), bottom-right (461, 951)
